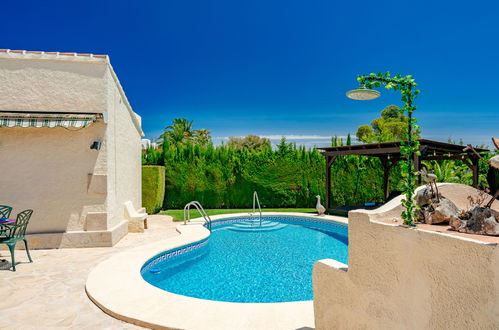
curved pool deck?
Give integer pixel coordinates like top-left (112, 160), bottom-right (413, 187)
top-left (86, 212), bottom-right (347, 330)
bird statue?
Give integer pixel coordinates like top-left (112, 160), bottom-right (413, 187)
top-left (316, 195), bottom-right (326, 216)
top-left (463, 141), bottom-right (499, 208)
top-left (419, 167), bottom-right (440, 202)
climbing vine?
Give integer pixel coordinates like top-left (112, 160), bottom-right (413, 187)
top-left (357, 72), bottom-right (421, 225)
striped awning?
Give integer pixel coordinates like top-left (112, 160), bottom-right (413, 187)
top-left (0, 112), bottom-right (101, 128)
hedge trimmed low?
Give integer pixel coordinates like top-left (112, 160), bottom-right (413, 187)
top-left (142, 165), bottom-right (165, 214)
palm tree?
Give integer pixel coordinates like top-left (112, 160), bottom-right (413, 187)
top-left (193, 128), bottom-right (211, 145)
top-left (159, 118), bottom-right (211, 145)
top-left (422, 160), bottom-right (471, 184)
top-left (159, 118), bottom-right (194, 145)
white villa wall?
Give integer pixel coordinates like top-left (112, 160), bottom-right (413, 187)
top-left (0, 55), bottom-right (107, 112)
top-left (0, 52), bottom-right (143, 248)
top-left (104, 67), bottom-right (142, 229)
top-left (0, 123), bottom-right (107, 233)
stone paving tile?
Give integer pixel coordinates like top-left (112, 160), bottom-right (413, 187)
top-left (0, 215), bottom-right (178, 329)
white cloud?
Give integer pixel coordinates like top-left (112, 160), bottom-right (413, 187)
top-left (213, 134), bottom-right (357, 148)
top-left (260, 135), bottom-right (335, 140)
top-left (216, 134), bottom-right (348, 141)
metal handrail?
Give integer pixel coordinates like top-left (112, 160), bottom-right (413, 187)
top-left (252, 191), bottom-right (262, 226)
top-left (184, 201), bottom-right (212, 232)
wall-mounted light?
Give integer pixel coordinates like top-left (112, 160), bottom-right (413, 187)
top-left (90, 141), bottom-right (102, 150)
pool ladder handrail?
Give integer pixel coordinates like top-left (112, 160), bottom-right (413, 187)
top-left (252, 191), bottom-right (262, 227)
top-left (184, 201), bottom-right (212, 232)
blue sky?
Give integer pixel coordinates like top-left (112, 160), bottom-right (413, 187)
top-left (3, 1), bottom-right (498, 147)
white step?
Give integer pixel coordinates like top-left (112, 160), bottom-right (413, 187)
top-left (225, 221), bottom-right (288, 232)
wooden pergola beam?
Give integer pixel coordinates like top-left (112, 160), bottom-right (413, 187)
top-left (322, 147), bottom-right (400, 157)
top-left (422, 155), bottom-right (475, 161)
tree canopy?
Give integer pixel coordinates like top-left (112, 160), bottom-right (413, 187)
top-left (226, 135), bottom-right (271, 151)
top-left (355, 105), bottom-right (419, 143)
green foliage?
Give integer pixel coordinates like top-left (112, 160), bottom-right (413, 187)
top-left (142, 137), bottom-right (403, 209)
top-left (142, 166), bottom-right (166, 214)
top-left (143, 132), bottom-right (491, 212)
top-left (142, 147), bottom-right (162, 165)
top-left (422, 161), bottom-right (463, 183)
top-left (357, 72), bottom-right (420, 225)
top-left (226, 135), bottom-right (271, 151)
top-left (346, 133), bottom-right (352, 146)
top-left (159, 118), bottom-right (212, 145)
top-left (356, 105), bottom-right (419, 143)
top-left (356, 125), bottom-right (374, 143)
top-left (331, 135), bottom-right (345, 146)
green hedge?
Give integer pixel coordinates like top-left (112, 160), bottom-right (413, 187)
top-left (142, 142), bottom-right (408, 209)
top-left (142, 165), bottom-right (165, 214)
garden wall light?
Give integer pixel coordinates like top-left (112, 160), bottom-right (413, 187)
top-left (346, 88), bottom-right (380, 100)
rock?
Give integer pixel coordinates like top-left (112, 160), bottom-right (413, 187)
top-left (416, 192), bottom-right (460, 225)
top-left (430, 197), bottom-right (460, 224)
top-left (450, 206), bottom-right (499, 236)
top-left (449, 216), bottom-right (465, 231)
top-left (416, 187), bottom-right (433, 208)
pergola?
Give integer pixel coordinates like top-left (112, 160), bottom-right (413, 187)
top-left (319, 139), bottom-right (489, 210)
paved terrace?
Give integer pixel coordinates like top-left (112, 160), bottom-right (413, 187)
top-left (0, 215), bottom-right (177, 329)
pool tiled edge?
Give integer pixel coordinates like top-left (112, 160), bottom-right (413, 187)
top-left (141, 237), bottom-right (209, 274)
top-left (86, 212), bottom-right (347, 330)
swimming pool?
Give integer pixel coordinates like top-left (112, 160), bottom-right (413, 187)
top-left (141, 215), bottom-right (348, 303)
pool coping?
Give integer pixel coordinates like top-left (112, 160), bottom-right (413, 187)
top-left (85, 212), bottom-right (347, 330)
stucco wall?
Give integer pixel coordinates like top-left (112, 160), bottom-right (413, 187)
top-left (0, 56), bottom-right (107, 112)
top-left (104, 67), bottom-right (142, 229)
top-left (0, 123), bottom-right (107, 233)
top-left (0, 53), bottom-right (143, 248)
top-left (313, 210), bottom-right (499, 329)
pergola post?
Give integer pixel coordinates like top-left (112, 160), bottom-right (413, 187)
top-left (463, 156), bottom-right (480, 188)
top-left (413, 153), bottom-right (422, 185)
top-left (472, 156), bottom-right (479, 187)
top-left (325, 155), bottom-right (337, 210)
top-left (380, 157), bottom-right (391, 200)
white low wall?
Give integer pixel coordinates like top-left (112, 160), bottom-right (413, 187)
top-left (313, 198), bottom-right (499, 329)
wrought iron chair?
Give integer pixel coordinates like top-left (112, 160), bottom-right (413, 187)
top-left (0, 205), bottom-right (12, 219)
top-left (0, 205), bottom-right (13, 237)
top-left (0, 209), bottom-right (33, 271)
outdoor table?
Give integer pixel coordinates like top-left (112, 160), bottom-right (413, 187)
top-left (0, 218), bottom-right (15, 236)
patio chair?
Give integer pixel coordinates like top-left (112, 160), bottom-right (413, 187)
top-left (0, 209), bottom-right (33, 271)
top-left (0, 205), bottom-right (12, 219)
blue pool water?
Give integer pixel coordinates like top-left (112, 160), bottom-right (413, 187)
top-left (142, 216), bottom-right (348, 303)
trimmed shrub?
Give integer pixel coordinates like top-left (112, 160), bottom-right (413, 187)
top-left (143, 143), bottom-right (408, 209)
top-left (142, 165), bottom-right (165, 214)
